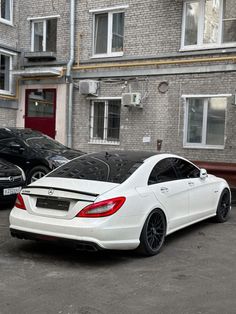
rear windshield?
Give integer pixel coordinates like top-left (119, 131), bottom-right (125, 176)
top-left (48, 153), bottom-right (145, 183)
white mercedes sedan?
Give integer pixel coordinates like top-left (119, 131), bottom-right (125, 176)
top-left (10, 151), bottom-right (231, 256)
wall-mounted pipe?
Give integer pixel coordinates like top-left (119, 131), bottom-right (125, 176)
top-left (66, 0), bottom-right (75, 148)
top-left (72, 55), bottom-right (236, 71)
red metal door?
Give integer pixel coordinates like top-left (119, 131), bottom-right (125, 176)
top-left (25, 89), bottom-right (56, 138)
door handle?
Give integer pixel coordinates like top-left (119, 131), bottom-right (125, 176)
top-left (188, 182), bottom-right (194, 187)
top-left (160, 187), bottom-right (169, 193)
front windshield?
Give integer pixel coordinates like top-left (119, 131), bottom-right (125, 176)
top-left (25, 136), bottom-right (66, 150)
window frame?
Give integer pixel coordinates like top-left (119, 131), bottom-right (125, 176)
top-left (92, 8), bottom-right (125, 58)
top-left (0, 49), bottom-right (13, 95)
top-left (183, 95), bottom-right (228, 149)
top-left (90, 98), bottom-right (121, 145)
top-left (181, 0), bottom-right (236, 50)
top-left (0, 0), bottom-right (13, 25)
top-left (30, 17), bottom-right (58, 52)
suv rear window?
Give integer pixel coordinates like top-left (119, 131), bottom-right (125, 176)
top-left (48, 152), bottom-right (148, 183)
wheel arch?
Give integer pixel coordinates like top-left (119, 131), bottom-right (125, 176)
top-left (139, 206), bottom-right (168, 239)
top-left (25, 159), bottom-right (51, 176)
top-left (215, 184), bottom-right (231, 210)
top-left (26, 164), bottom-right (51, 184)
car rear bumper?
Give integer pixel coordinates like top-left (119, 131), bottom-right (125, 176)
top-left (9, 207), bottom-right (140, 251)
top-left (10, 228), bottom-right (101, 252)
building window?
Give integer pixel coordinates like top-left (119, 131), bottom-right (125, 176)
top-left (0, 53), bottom-right (11, 93)
top-left (182, 0), bottom-right (236, 49)
top-left (93, 11), bottom-right (124, 57)
top-left (184, 97), bottom-right (227, 148)
top-left (31, 19), bottom-right (57, 52)
top-left (90, 100), bottom-right (121, 144)
top-left (0, 0), bottom-right (12, 24)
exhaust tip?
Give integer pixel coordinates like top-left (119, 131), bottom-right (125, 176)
top-left (76, 243), bottom-right (98, 252)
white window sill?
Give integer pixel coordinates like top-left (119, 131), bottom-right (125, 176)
top-left (89, 140), bottom-right (120, 146)
top-left (0, 18), bottom-right (13, 26)
top-left (0, 90), bottom-right (13, 96)
top-left (91, 52), bottom-right (124, 59)
top-left (183, 145), bottom-right (224, 150)
top-left (180, 43), bottom-right (236, 52)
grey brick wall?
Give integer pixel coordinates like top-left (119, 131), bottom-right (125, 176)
top-left (18, 0), bottom-right (70, 63)
top-left (0, 0), bottom-right (19, 49)
top-left (0, 108), bottom-right (17, 127)
top-left (1, 0), bottom-right (236, 167)
top-left (72, 0), bottom-right (236, 165)
top-left (78, 0), bottom-right (182, 61)
top-left (0, 0), bottom-right (19, 113)
top-left (73, 71), bottom-right (236, 163)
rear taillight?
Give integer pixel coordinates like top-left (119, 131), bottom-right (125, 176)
top-left (15, 194), bottom-right (26, 210)
top-left (77, 197), bottom-right (126, 218)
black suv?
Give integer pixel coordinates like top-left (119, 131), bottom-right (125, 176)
top-left (0, 158), bottom-right (25, 205)
top-left (0, 128), bottom-right (84, 184)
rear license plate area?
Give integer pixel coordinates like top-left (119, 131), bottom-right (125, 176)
top-left (3, 186), bottom-right (22, 196)
top-left (36, 197), bottom-right (70, 211)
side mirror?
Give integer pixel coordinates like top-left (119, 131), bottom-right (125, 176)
top-left (8, 142), bottom-right (25, 152)
top-left (200, 168), bottom-right (208, 179)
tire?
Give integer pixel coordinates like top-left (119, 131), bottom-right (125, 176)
top-left (215, 188), bottom-right (231, 223)
top-left (27, 165), bottom-right (50, 184)
top-left (138, 209), bottom-right (166, 256)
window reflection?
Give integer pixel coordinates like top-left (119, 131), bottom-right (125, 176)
top-left (203, 0), bottom-right (220, 44)
top-left (187, 99), bottom-right (204, 143)
top-left (206, 98), bottom-right (226, 145)
top-left (184, 2), bottom-right (199, 46)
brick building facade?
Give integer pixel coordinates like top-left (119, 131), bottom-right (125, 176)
top-left (1, 0), bottom-right (236, 184)
top-left (0, 0), bottom-right (19, 126)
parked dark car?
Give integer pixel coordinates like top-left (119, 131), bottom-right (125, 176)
top-left (0, 158), bottom-right (25, 205)
top-left (0, 128), bottom-right (84, 184)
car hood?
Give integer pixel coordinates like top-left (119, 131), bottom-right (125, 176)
top-left (26, 176), bottom-right (119, 198)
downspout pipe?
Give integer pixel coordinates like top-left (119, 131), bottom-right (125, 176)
top-left (66, 0), bottom-right (75, 148)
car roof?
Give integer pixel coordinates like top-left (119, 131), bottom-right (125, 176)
top-left (0, 127), bottom-right (40, 136)
top-left (87, 150), bottom-right (159, 163)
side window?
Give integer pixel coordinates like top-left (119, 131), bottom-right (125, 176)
top-left (171, 158), bottom-right (200, 179)
top-left (0, 138), bottom-right (15, 152)
top-left (90, 100), bottom-right (121, 144)
top-left (0, 53), bottom-right (12, 93)
top-left (148, 159), bottom-right (178, 185)
top-left (31, 18), bottom-right (57, 52)
top-left (0, 0), bottom-right (13, 24)
top-left (93, 11), bottom-right (124, 57)
top-left (0, 131), bottom-right (12, 150)
top-left (0, 132), bottom-right (24, 153)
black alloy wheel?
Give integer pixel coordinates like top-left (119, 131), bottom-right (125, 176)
top-left (139, 209), bottom-right (166, 256)
top-left (215, 189), bottom-right (230, 223)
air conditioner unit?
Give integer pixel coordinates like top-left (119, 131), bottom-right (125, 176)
top-left (79, 80), bottom-right (99, 95)
top-left (122, 93), bottom-right (142, 108)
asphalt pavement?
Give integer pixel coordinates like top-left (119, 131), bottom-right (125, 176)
top-left (0, 205), bottom-right (236, 314)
